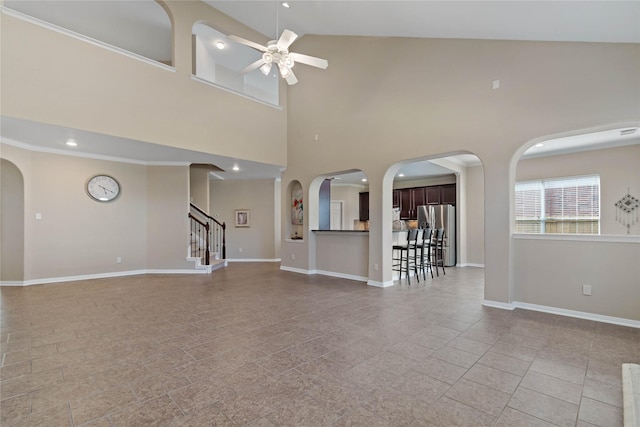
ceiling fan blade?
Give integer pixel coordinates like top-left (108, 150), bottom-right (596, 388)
top-left (277, 29), bottom-right (298, 50)
top-left (285, 69), bottom-right (298, 85)
top-left (227, 34), bottom-right (267, 52)
top-left (290, 52), bottom-right (329, 69)
top-left (241, 59), bottom-right (266, 74)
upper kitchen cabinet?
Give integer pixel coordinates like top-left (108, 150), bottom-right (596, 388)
top-left (426, 184), bottom-right (456, 206)
top-left (441, 184), bottom-right (456, 205)
top-left (399, 187), bottom-right (425, 219)
top-left (425, 186), bottom-right (441, 205)
top-left (358, 184), bottom-right (455, 221)
top-left (393, 190), bottom-right (401, 209)
top-left (359, 192), bottom-right (369, 221)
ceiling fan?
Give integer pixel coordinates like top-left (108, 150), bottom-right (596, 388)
top-left (228, 29), bottom-right (328, 85)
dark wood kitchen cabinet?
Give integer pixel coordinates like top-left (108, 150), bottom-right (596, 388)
top-left (359, 184), bottom-right (455, 221)
top-left (393, 190), bottom-right (400, 209)
top-left (425, 186), bottom-right (442, 205)
top-left (399, 187), bottom-right (425, 219)
top-left (359, 192), bottom-right (369, 221)
top-left (441, 184), bottom-right (456, 205)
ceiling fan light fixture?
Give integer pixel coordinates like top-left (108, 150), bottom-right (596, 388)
top-left (260, 63), bottom-right (272, 76)
top-left (282, 55), bottom-right (294, 69)
top-left (278, 64), bottom-right (291, 77)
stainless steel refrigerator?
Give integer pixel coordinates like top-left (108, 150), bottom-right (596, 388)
top-left (417, 204), bottom-right (456, 267)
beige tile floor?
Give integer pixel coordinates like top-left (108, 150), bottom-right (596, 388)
top-left (1, 263), bottom-right (638, 426)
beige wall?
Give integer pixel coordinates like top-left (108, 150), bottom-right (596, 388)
top-left (146, 165), bottom-right (193, 270)
top-left (283, 34), bottom-right (639, 304)
top-left (209, 179), bottom-right (278, 260)
top-left (1, 158), bottom-right (25, 281)
top-left (513, 236), bottom-right (640, 321)
top-left (189, 164), bottom-right (210, 212)
top-left (0, 144), bottom-right (196, 281)
top-left (1, 2), bottom-right (287, 167)
top-left (1, 144), bottom-right (148, 280)
top-left (516, 144), bottom-right (640, 235)
top-left (315, 233), bottom-right (369, 279)
top-left (465, 165), bottom-right (485, 266)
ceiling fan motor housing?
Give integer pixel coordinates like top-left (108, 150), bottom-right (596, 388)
top-left (263, 44), bottom-right (294, 69)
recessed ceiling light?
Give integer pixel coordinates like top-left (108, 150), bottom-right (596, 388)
top-left (535, 143), bottom-right (544, 147)
top-left (66, 139), bottom-right (77, 147)
top-left (361, 178), bottom-right (367, 182)
top-left (281, 2), bottom-right (290, 8)
top-left (398, 173), bottom-right (405, 177)
top-left (232, 165), bottom-right (239, 171)
top-left (216, 41), bottom-right (225, 50)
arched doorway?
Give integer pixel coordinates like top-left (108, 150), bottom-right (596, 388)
top-left (381, 152), bottom-right (485, 286)
top-left (1, 159), bottom-right (25, 283)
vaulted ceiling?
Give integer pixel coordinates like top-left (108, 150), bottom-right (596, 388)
top-left (2, 1), bottom-right (638, 182)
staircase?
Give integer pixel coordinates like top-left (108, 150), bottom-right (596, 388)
top-left (188, 203), bottom-right (226, 272)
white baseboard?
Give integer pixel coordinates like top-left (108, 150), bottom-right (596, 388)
top-left (0, 268), bottom-right (213, 287)
top-left (279, 265), bottom-right (311, 275)
top-left (1, 270), bottom-right (147, 286)
top-left (458, 263), bottom-right (485, 268)
top-left (483, 299), bottom-right (640, 328)
top-left (311, 270), bottom-right (368, 283)
top-left (482, 300), bottom-right (517, 310)
top-left (367, 280), bottom-right (395, 288)
top-left (228, 258), bottom-right (281, 263)
top-left (145, 269), bottom-right (211, 275)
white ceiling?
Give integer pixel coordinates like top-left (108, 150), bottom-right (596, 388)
top-left (206, 1), bottom-right (640, 44)
top-left (2, 1), bottom-right (639, 183)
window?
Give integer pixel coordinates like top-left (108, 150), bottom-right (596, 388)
top-left (515, 175), bottom-right (600, 234)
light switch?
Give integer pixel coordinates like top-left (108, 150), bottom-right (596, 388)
top-left (35, 213), bottom-right (42, 220)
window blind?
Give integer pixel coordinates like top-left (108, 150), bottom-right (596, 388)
top-left (515, 175), bottom-right (600, 234)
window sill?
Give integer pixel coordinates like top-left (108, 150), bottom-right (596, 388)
top-left (513, 234), bottom-right (640, 243)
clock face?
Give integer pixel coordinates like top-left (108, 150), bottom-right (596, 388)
top-left (86, 175), bottom-right (120, 202)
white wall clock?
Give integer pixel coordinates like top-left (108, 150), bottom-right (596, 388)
top-left (86, 174), bottom-right (120, 202)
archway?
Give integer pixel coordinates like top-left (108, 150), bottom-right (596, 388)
top-left (510, 123), bottom-right (640, 322)
top-left (1, 159), bottom-right (25, 283)
top-left (380, 152), bottom-right (485, 286)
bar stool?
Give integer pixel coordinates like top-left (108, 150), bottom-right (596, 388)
top-left (392, 228), bottom-right (421, 284)
top-left (432, 228), bottom-right (446, 276)
top-left (419, 228), bottom-right (434, 279)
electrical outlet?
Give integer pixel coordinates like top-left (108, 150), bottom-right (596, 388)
top-left (291, 253), bottom-right (295, 260)
top-left (239, 248), bottom-right (243, 253)
top-left (582, 284), bottom-right (592, 296)
top-left (116, 257), bottom-right (122, 264)
top-left (373, 263), bottom-right (379, 271)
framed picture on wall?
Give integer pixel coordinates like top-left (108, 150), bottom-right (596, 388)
top-left (235, 209), bottom-right (250, 227)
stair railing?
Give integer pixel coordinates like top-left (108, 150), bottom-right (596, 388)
top-left (189, 203), bottom-right (226, 263)
top-left (188, 213), bottom-right (210, 265)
